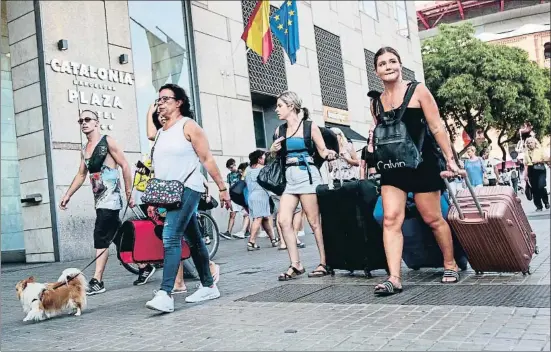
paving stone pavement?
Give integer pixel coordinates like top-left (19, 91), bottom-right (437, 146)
top-left (1, 204), bottom-right (549, 351)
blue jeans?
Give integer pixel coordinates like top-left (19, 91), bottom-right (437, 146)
top-left (160, 188), bottom-right (213, 293)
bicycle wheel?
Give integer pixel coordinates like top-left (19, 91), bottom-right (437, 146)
top-left (120, 261), bottom-right (140, 275)
top-left (197, 211), bottom-right (220, 260)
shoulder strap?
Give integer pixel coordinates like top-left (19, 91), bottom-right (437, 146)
top-left (395, 81), bottom-right (420, 122)
top-left (303, 120), bottom-right (314, 155)
top-left (150, 129), bottom-right (162, 167)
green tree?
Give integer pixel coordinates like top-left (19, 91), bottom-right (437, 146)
top-left (422, 23), bottom-right (551, 165)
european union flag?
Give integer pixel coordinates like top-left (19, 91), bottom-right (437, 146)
top-left (270, 0), bottom-right (300, 64)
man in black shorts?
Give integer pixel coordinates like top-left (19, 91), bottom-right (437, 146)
top-left (59, 110), bottom-right (134, 295)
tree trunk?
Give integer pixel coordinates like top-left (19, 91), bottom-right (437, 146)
top-left (497, 128), bottom-right (507, 172)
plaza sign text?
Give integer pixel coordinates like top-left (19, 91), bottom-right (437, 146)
top-left (50, 59), bottom-right (134, 85)
top-left (49, 59), bottom-right (133, 123)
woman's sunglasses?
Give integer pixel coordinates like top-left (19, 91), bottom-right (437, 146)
top-left (155, 96), bottom-right (176, 104)
top-left (78, 117), bottom-right (97, 124)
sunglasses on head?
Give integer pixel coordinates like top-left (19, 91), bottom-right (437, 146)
top-left (78, 117), bottom-right (97, 124)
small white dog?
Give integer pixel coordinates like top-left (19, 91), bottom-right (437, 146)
top-left (15, 268), bottom-right (88, 322)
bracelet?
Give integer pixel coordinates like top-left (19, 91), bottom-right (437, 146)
top-left (219, 188), bottom-right (227, 192)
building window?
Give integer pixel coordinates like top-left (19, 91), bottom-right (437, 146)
top-left (253, 111), bottom-right (267, 148)
top-left (360, 1), bottom-right (378, 20)
top-left (394, 0), bottom-right (409, 38)
top-left (129, 0), bottom-right (195, 152)
top-left (364, 49), bottom-right (384, 93)
top-left (242, 1), bottom-right (287, 97)
top-left (314, 26), bottom-right (348, 111)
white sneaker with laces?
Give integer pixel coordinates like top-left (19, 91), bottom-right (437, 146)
top-left (185, 285), bottom-right (220, 303)
top-left (146, 290), bottom-right (174, 312)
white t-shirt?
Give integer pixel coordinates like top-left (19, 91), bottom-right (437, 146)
top-left (485, 159), bottom-right (498, 180)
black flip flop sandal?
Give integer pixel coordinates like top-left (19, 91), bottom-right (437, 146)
top-left (247, 242), bottom-right (260, 251)
top-left (374, 276), bottom-right (403, 296)
top-left (308, 264), bottom-right (330, 278)
top-left (441, 269), bottom-right (460, 284)
top-left (278, 265), bottom-right (305, 281)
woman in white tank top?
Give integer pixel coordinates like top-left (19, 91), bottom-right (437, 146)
top-left (145, 84), bottom-right (231, 313)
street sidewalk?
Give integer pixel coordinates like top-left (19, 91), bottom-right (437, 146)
top-left (1, 205), bottom-right (549, 351)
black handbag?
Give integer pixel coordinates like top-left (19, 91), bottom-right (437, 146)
top-left (258, 156), bottom-right (287, 196)
top-left (533, 163), bottom-right (546, 171)
top-left (198, 192), bottom-right (219, 211)
top-left (229, 180), bottom-right (248, 208)
top-left (373, 82), bottom-right (425, 172)
top-left (258, 120), bottom-right (305, 195)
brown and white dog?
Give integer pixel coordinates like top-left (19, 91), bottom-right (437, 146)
top-left (15, 268), bottom-right (88, 322)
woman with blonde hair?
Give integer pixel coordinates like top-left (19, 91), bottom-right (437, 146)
top-left (270, 91), bottom-right (337, 280)
top-left (463, 145), bottom-right (485, 188)
top-left (523, 137), bottom-right (550, 211)
top-left (328, 127), bottom-right (360, 185)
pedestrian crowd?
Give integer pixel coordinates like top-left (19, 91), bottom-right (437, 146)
top-left (58, 46), bottom-right (549, 314)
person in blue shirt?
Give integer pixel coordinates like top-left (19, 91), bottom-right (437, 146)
top-left (463, 146), bottom-right (485, 187)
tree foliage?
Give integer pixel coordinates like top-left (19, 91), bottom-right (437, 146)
top-left (422, 23), bottom-right (551, 162)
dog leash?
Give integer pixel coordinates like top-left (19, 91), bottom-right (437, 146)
top-left (49, 181), bottom-right (136, 291)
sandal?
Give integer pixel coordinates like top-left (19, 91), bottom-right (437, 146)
top-left (308, 264), bottom-right (330, 278)
top-left (247, 242), bottom-right (260, 251)
top-left (271, 238), bottom-right (279, 247)
top-left (297, 242), bottom-right (305, 248)
top-left (278, 264), bottom-right (305, 281)
top-left (441, 268), bottom-right (460, 284)
top-left (374, 276), bottom-right (403, 296)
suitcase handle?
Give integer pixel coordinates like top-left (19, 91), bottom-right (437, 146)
top-left (130, 205), bottom-right (147, 219)
top-left (442, 172), bottom-right (484, 220)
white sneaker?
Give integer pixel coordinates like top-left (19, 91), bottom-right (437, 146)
top-left (297, 230), bottom-right (305, 237)
top-left (185, 285), bottom-right (220, 303)
top-left (232, 231), bottom-right (245, 239)
top-left (146, 290), bottom-right (174, 312)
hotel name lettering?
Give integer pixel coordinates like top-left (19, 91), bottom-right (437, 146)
top-left (49, 59), bottom-right (134, 120)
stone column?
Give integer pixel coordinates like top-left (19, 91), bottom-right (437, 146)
top-left (7, 0), bottom-right (141, 262)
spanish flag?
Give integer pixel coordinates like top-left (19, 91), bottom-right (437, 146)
top-left (241, 1), bottom-right (273, 63)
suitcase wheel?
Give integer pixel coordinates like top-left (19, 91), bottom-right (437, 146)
top-left (330, 269), bottom-right (335, 276)
top-left (535, 246), bottom-right (540, 255)
top-left (364, 269), bottom-right (373, 279)
top-left (522, 267), bottom-right (531, 276)
top-left (348, 270), bottom-right (355, 276)
top-left (475, 271), bottom-right (484, 275)
top-left (411, 267), bottom-right (420, 271)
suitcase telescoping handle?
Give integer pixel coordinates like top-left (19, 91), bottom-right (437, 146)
top-left (442, 171), bottom-right (484, 220)
top-left (130, 205), bottom-right (147, 219)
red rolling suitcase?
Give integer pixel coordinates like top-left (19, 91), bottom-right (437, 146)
top-left (116, 207), bottom-right (190, 264)
top-left (445, 178), bottom-right (537, 275)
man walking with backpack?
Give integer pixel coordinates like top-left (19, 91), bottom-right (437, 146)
top-left (59, 110), bottom-right (135, 295)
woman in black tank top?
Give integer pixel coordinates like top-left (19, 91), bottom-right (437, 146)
top-left (371, 47), bottom-right (462, 295)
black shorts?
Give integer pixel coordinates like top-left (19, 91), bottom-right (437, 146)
top-left (94, 209), bottom-right (121, 249)
top-left (379, 155), bottom-right (446, 194)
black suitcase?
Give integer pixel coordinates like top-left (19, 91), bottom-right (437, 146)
top-left (316, 179), bottom-right (388, 278)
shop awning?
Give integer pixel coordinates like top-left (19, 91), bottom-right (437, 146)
top-left (325, 122), bottom-right (367, 142)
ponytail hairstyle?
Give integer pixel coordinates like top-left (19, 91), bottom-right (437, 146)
top-left (277, 90), bottom-right (309, 121)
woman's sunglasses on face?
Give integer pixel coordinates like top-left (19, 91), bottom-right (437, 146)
top-left (155, 96), bottom-right (176, 104)
top-left (78, 117), bottom-right (98, 124)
